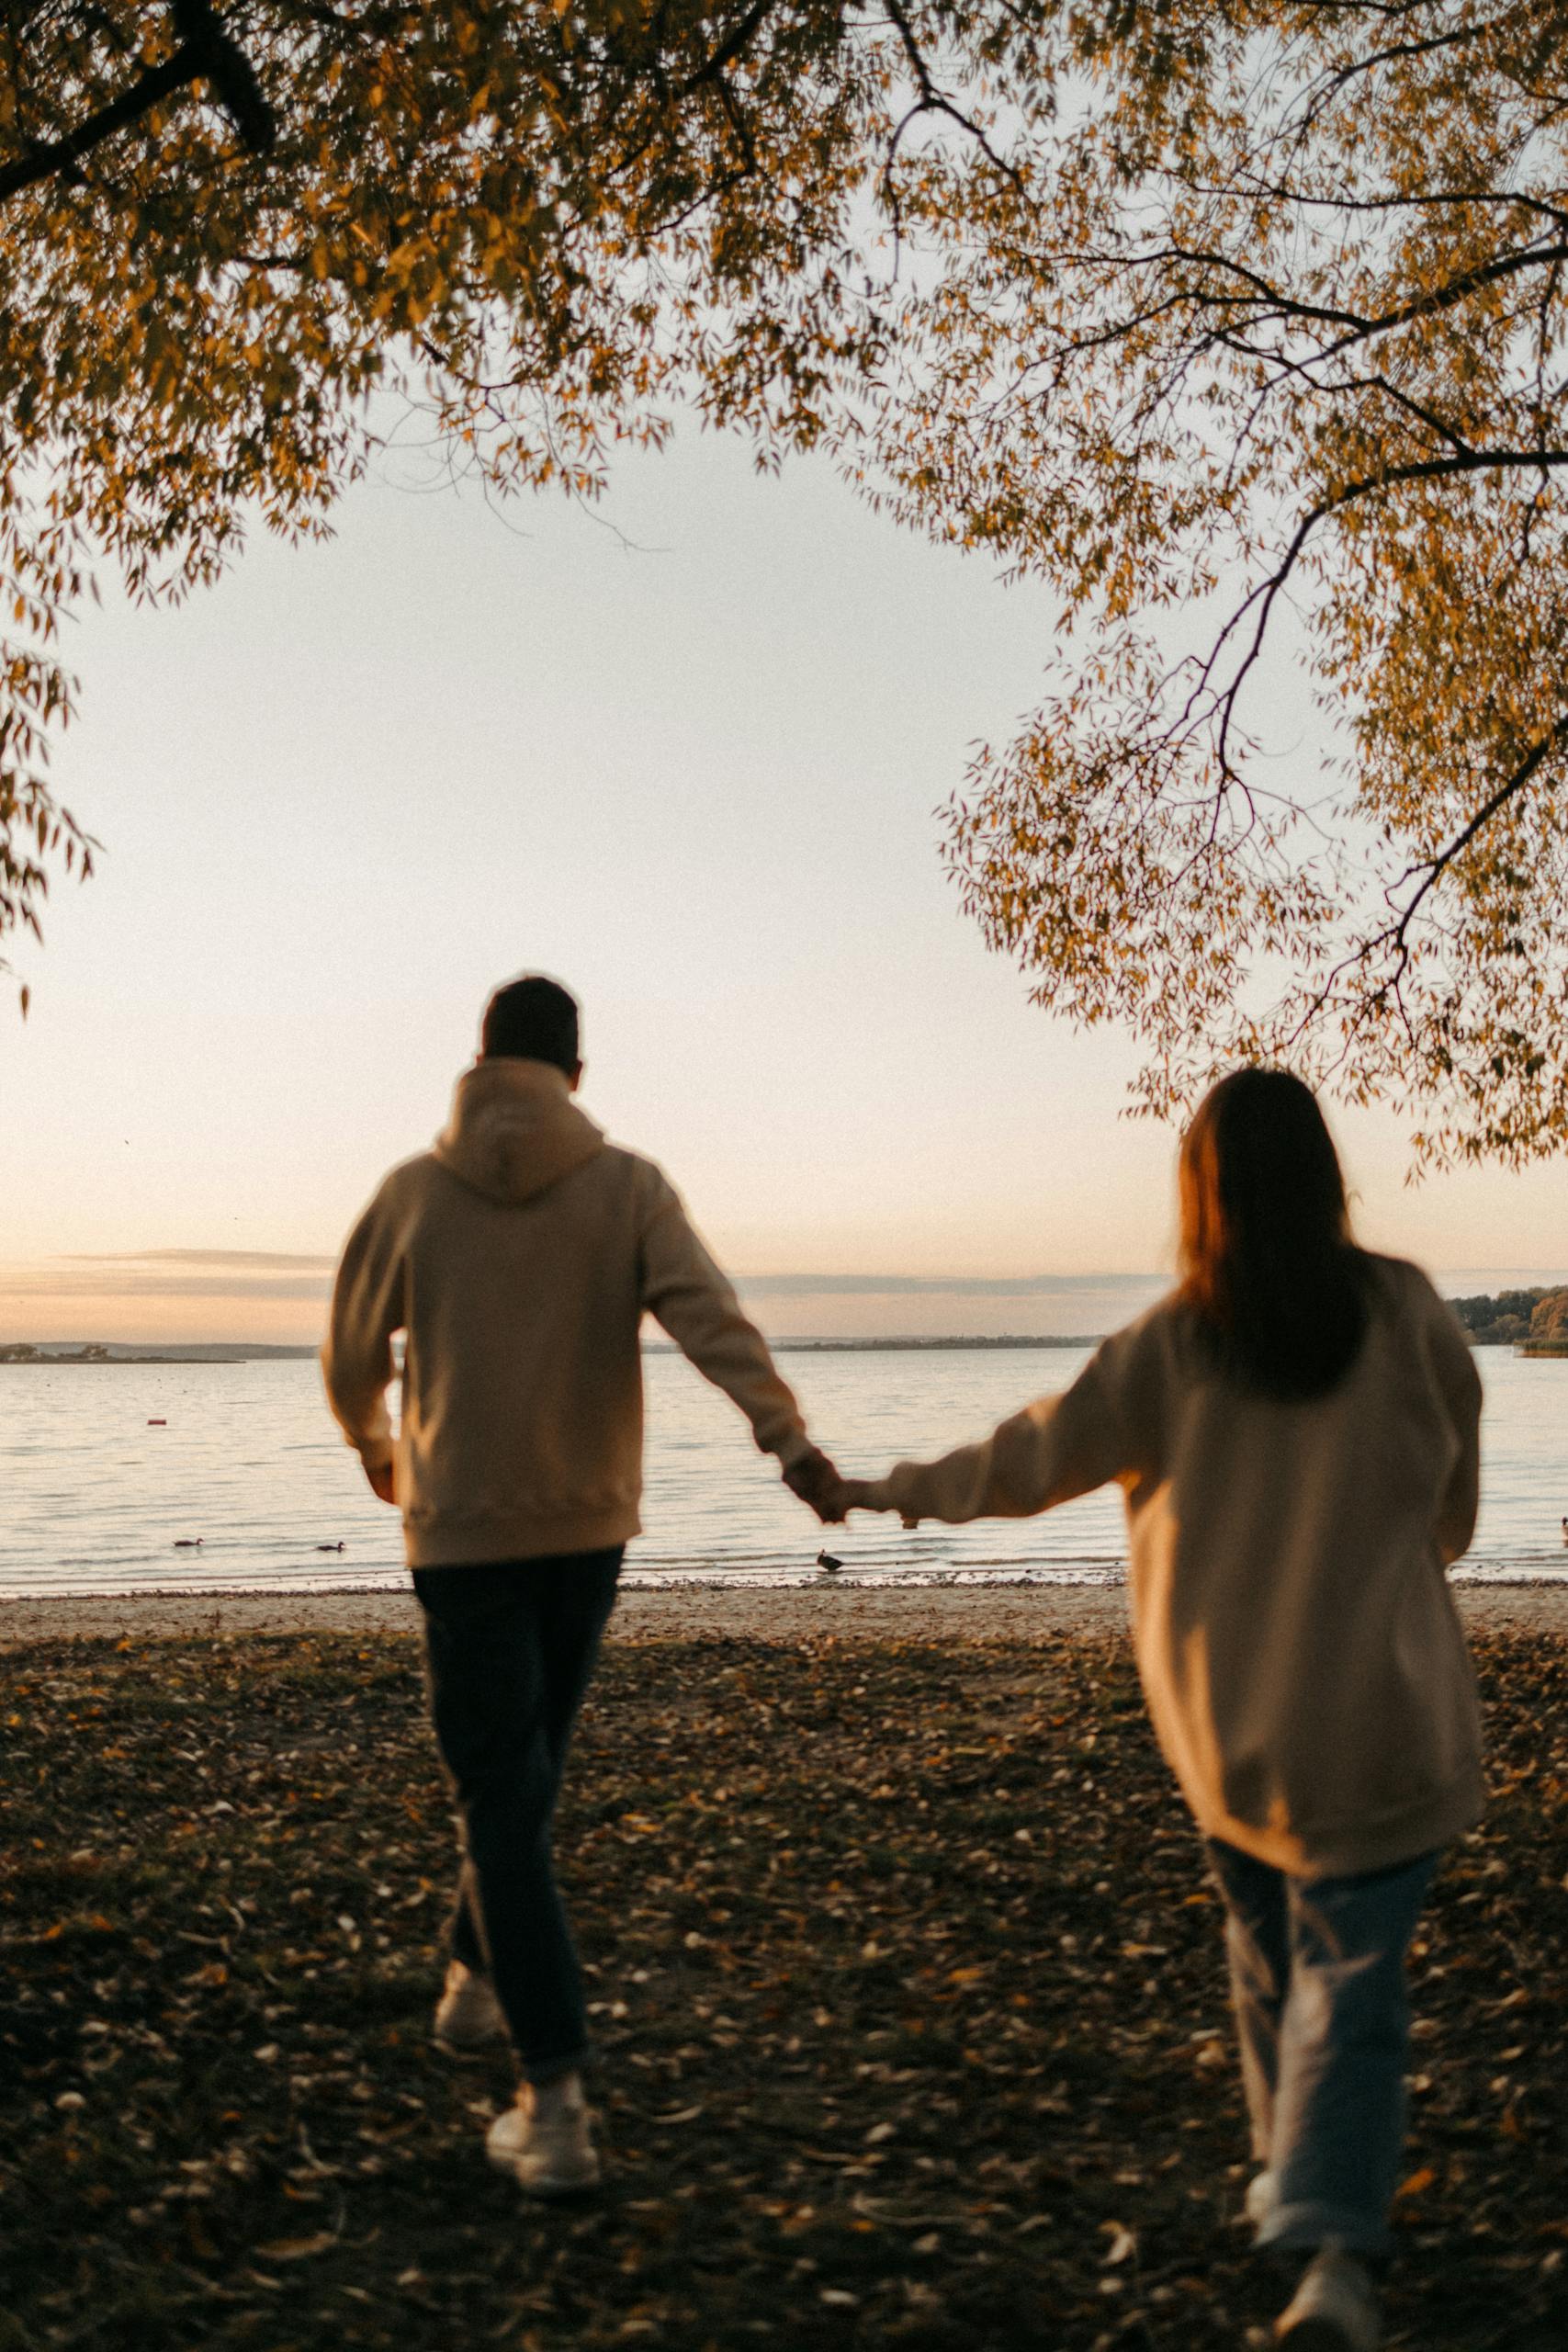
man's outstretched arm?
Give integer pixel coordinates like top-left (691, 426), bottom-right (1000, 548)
top-left (637, 1164), bottom-right (840, 1508)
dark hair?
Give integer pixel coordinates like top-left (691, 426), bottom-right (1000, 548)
top-left (480, 975), bottom-right (581, 1074)
top-left (1177, 1068), bottom-right (1369, 1401)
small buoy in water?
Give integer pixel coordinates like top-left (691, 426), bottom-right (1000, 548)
top-left (315, 1542), bottom-right (346, 1553)
top-left (173, 1538), bottom-right (203, 1549)
top-left (147, 1419), bottom-right (166, 1427)
top-left (817, 1550), bottom-right (843, 1573)
top-left (1562, 1515), bottom-right (1568, 1547)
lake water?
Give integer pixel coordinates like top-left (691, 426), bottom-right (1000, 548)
top-left (1, 1346), bottom-right (1564, 1600)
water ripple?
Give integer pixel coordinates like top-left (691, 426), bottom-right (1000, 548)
top-left (2, 1349), bottom-right (1563, 1599)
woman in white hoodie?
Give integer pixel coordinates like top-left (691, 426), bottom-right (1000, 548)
top-left (843, 1069), bottom-right (1483, 2352)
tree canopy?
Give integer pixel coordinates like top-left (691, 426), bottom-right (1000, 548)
top-left (866, 1), bottom-right (1568, 1169)
top-left (5, 4), bottom-right (1568, 1164)
top-left (0, 0), bottom-right (921, 995)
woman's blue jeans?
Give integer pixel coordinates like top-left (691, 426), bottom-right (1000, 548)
top-left (1206, 1837), bottom-right (1440, 2257)
top-left (413, 1548), bottom-right (622, 2085)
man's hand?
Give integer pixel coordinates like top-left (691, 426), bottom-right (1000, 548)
top-left (782, 1445), bottom-right (852, 1523)
top-left (364, 1458), bottom-right (396, 1506)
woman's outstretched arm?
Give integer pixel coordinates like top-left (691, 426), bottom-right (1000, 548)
top-left (852, 1348), bottom-right (1130, 1526)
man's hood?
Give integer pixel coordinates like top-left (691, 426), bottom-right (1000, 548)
top-left (433, 1058), bottom-right (605, 1206)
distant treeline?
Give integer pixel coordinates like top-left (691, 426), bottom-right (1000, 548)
top-left (1449, 1286), bottom-right (1568, 1350)
top-left (0, 1342), bottom-right (318, 1364)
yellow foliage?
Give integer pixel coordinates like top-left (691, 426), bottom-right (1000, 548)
top-left (2, 6), bottom-right (1567, 1162)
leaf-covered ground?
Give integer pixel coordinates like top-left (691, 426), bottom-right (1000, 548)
top-left (2, 1624), bottom-right (1565, 2350)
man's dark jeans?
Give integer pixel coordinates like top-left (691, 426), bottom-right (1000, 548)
top-left (412, 1548), bottom-right (623, 2085)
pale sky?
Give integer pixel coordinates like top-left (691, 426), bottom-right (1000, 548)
top-left (2, 428), bottom-right (1565, 1344)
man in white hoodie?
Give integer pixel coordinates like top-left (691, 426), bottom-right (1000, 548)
top-left (323, 973), bottom-right (837, 2196)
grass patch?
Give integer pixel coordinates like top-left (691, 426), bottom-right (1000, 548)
top-left (3, 1623), bottom-right (1565, 2348)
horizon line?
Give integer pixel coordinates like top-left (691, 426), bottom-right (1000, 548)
top-left (9, 1253), bottom-right (1568, 1293)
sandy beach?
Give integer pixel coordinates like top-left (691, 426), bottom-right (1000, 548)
top-left (4, 1577), bottom-right (1564, 1648)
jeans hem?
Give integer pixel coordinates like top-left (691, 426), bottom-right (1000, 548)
top-left (519, 2048), bottom-right (592, 2089)
top-left (1256, 2197), bottom-right (1392, 2259)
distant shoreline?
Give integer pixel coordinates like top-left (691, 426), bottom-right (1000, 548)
top-left (0, 1336), bottom-right (1107, 1363)
top-left (0, 1346), bottom-right (317, 1365)
top-left (0, 1353), bottom-right (188, 1367)
top-left (5, 1324), bottom-right (1566, 1366)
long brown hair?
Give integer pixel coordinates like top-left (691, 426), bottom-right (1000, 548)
top-left (1178, 1068), bottom-right (1370, 1400)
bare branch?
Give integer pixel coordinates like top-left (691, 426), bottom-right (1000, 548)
top-left (881, 0), bottom-right (1021, 187)
top-left (1284, 716), bottom-right (1568, 1058)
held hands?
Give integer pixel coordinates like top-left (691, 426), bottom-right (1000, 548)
top-left (782, 1446), bottom-right (850, 1522)
top-left (782, 1446), bottom-right (897, 1526)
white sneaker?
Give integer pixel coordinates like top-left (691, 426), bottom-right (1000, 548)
top-left (434, 1960), bottom-right (508, 2053)
top-left (485, 2076), bottom-right (599, 2198)
top-left (1246, 2167), bottom-right (1280, 2227)
top-left (1274, 2245), bottom-right (1380, 2350)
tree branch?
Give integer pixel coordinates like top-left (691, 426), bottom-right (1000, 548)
top-left (1382, 717), bottom-right (1568, 956)
top-left (676, 0), bottom-right (779, 96)
top-left (171, 0), bottom-right (276, 153)
top-left (1283, 713), bottom-right (1568, 1063)
top-left (1150, 234), bottom-right (1568, 365)
top-left (0, 4), bottom-right (275, 209)
top-left (1182, 441), bottom-right (1568, 796)
top-left (0, 46), bottom-right (202, 203)
top-left (882, 0), bottom-right (1021, 187)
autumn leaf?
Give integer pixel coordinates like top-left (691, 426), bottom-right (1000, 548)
top-left (254, 2232), bottom-right (339, 2262)
top-left (1, 1621), bottom-right (1564, 2348)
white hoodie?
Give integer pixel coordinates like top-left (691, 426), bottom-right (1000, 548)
top-left (864, 1255), bottom-right (1484, 1876)
top-left (323, 1058), bottom-right (810, 1566)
